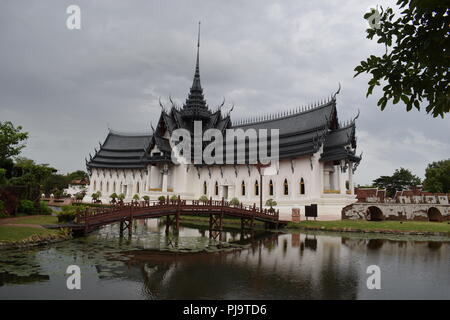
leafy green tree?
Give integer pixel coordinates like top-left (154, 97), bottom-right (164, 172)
top-left (423, 159), bottom-right (450, 193)
top-left (355, 1), bottom-right (449, 117)
top-left (372, 167), bottom-right (421, 197)
top-left (9, 158), bottom-right (56, 199)
top-left (67, 170), bottom-right (88, 181)
top-left (0, 121), bottom-right (29, 162)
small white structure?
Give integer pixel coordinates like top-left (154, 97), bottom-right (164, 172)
top-left (64, 179), bottom-right (88, 197)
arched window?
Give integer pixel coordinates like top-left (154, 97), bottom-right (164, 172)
top-left (215, 181), bottom-right (219, 196)
top-left (93, 181), bottom-right (97, 192)
top-left (136, 182), bottom-right (140, 193)
top-left (284, 179), bottom-right (289, 195)
top-left (106, 181), bottom-right (109, 194)
top-left (113, 181), bottom-right (116, 193)
top-left (300, 178), bottom-right (305, 195)
top-left (269, 180), bottom-right (274, 196)
top-left (241, 181), bottom-right (246, 196)
top-left (255, 180), bottom-right (259, 196)
top-left (100, 181), bottom-right (103, 193)
top-left (203, 181), bottom-right (207, 195)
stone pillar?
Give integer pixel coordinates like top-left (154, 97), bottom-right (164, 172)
top-left (162, 164), bottom-right (168, 193)
top-left (333, 165), bottom-right (340, 191)
top-left (339, 161), bottom-right (346, 194)
top-left (349, 162), bottom-right (354, 195)
top-left (323, 170), bottom-right (330, 191)
top-left (146, 165), bottom-right (152, 192)
top-left (150, 165), bottom-right (158, 189)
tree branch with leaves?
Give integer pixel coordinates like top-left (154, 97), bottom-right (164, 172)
top-left (355, 0), bottom-right (449, 117)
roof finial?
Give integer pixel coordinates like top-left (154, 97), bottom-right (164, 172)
top-left (197, 21), bottom-right (201, 48)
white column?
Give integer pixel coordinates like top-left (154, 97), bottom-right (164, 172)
top-left (162, 165), bottom-right (168, 193)
top-left (349, 162), bottom-right (354, 195)
top-left (150, 165), bottom-right (158, 189)
top-left (323, 170), bottom-right (330, 191)
top-left (146, 165), bottom-right (151, 192)
top-left (339, 161), bottom-right (346, 194)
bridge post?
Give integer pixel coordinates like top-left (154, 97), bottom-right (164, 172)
top-left (84, 209), bottom-right (88, 234)
top-left (175, 195), bottom-right (181, 231)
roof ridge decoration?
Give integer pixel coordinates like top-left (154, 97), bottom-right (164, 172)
top-left (233, 95), bottom-right (336, 127)
top-left (337, 109), bottom-right (360, 129)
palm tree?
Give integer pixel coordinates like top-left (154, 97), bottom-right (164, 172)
top-left (265, 198), bottom-right (277, 213)
top-left (110, 192), bottom-right (118, 204)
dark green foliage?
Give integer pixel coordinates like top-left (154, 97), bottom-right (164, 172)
top-left (0, 121), bottom-right (28, 162)
top-left (158, 195), bottom-right (167, 202)
top-left (17, 199), bottom-right (52, 215)
top-left (57, 205), bottom-right (85, 223)
top-left (18, 200), bottom-right (36, 215)
top-left (0, 200), bottom-right (6, 217)
top-left (67, 170), bottom-right (88, 181)
top-left (423, 159), bottom-right (450, 193)
top-left (38, 201), bottom-right (52, 215)
top-left (355, 0), bottom-right (449, 117)
top-left (373, 167), bottom-right (421, 197)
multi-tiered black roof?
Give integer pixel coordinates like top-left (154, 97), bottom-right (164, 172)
top-left (86, 25), bottom-right (361, 171)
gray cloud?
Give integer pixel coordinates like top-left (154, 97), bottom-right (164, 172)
top-left (0, 0), bottom-right (448, 185)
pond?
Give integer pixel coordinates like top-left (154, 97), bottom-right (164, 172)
top-left (0, 219), bottom-right (449, 299)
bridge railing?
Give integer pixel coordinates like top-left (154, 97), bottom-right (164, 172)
top-left (76, 196), bottom-right (279, 224)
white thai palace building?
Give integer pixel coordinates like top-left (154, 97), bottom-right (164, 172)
top-left (84, 31), bottom-right (362, 221)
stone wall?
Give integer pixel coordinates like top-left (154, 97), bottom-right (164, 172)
top-left (342, 203), bottom-right (450, 222)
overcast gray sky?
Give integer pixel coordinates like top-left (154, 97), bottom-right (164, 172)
top-left (0, 0), bottom-right (448, 185)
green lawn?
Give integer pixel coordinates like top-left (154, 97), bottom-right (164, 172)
top-left (0, 226), bottom-right (58, 242)
top-left (289, 220), bottom-right (450, 234)
top-left (7, 215), bottom-right (58, 225)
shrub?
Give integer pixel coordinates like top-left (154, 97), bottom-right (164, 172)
top-left (118, 193), bottom-right (125, 201)
top-left (0, 200), bottom-right (7, 218)
top-left (57, 205), bottom-right (80, 223)
top-left (142, 195), bottom-right (150, 201)
top-left (158, 195), bottom-right (166, 203)
top-left (75, 192), bottom-right (85, 201)
top-left (170, 195), bottom-right (179, 201)
top-left (18, 199), bottom-right (36, 215)
top-left (110, 193), bottom-right (118, 200)
top-left (199, 195), bottom-right (209, 204)
top-left (229, 197), bottom-right (240, 206)
top-left (0, 200), bottom-right (5, 213)
top-left (132, 194), bottom-right (140, 201)
top-left (38, 201), bottom-right (52, 215)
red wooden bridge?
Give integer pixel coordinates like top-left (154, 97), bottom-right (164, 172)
top-left (73, 196), bottom-right (286, 237)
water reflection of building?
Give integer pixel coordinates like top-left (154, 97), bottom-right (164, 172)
top-left (116, 232), bottom-right (360, 299)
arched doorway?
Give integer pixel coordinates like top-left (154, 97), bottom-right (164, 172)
top-left (427, 207), bottom-right (442, 222)
top-left (367, 206), bottom-right (383, 221)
